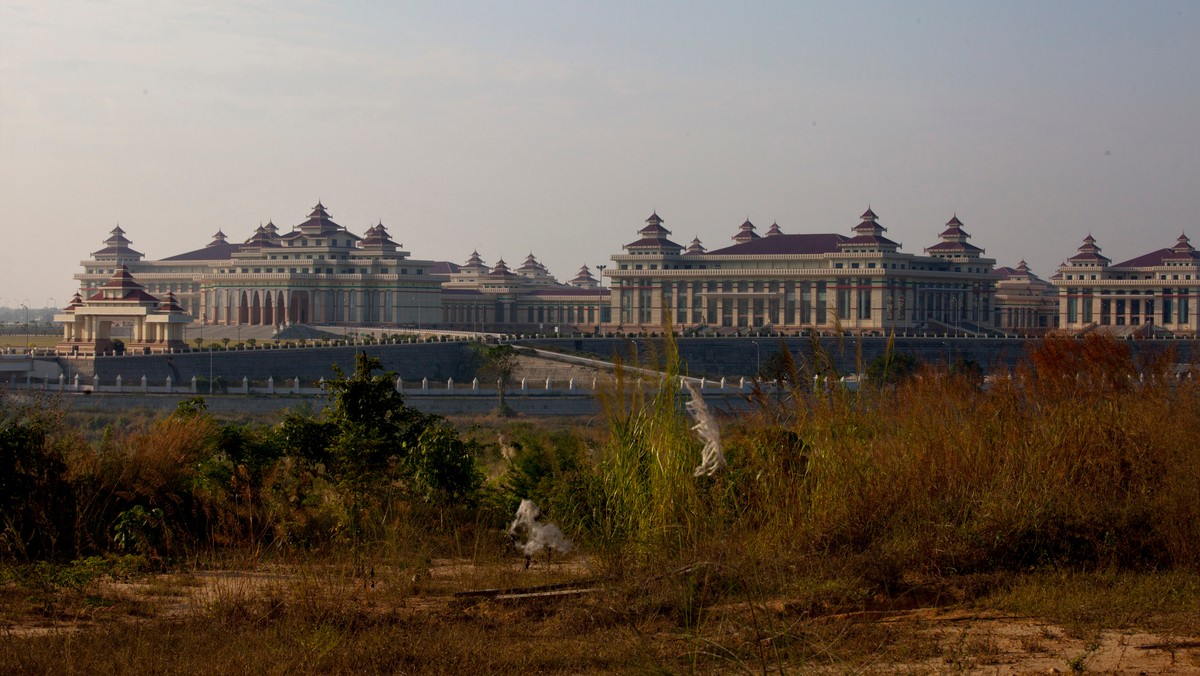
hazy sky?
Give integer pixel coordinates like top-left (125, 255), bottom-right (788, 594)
top-left (2, 1), bottom-right (1198, 306)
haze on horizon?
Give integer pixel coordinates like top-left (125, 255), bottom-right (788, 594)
top-left (2, 1), bottom-right (1198, 306)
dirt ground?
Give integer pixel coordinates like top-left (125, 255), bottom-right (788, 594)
top-left (4, 558), bottom-right (1199, 673)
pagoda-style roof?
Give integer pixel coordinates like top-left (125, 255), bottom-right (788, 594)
top-left (86, 265), bottom-right (160, 303)
top-left (1068, 233), bottom-right (1110, 265)
top-left (926, 215), bottom-right (983, 256)
top-left (639, 211), bottom-right (671, 237)
top-left (1165, 233), bottom-right (1200, 261)
top-left (851, 207), bottom-right (888, 236)
top-left (518, 252), bottom-right (547, 272)
top-left (241, 225), bottom-right (281, 249)
top-left (732, 219), bottom-right (760, 243)
top-left (568, 264), bottom-right (600, 288)
top-left (158, 291), bottom-right (187, 314)
top-left (61, 292), bottom-right (84, 314)
top-left (360, 222), bottom-right (399, 251)
top-left (839, 207), bottom-right (900, 251)
top-left (938, 214), bottom-right (969, 240)
top-left (685, 236), bottom-right (706, 255)
top-left (293, 201), bottom-right (345, 235)
top-left (625, 211), bottom-right (683, 252)
top-left (91, 224), bottom-right (145, 259)
top-left (461, 250), bottom-right (488, 273)
top-left (488, 258), bottom-right (517, 277)
top-left (766, 222), bottom-right (783, 236)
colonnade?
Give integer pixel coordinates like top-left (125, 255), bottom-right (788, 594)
top-left (199, 287), bottom-right (440, 326)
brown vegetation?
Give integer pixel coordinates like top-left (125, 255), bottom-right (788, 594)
top-left (3, 334), bottom-right (1200, 672)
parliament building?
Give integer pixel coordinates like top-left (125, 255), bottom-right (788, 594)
top-left (67, 201), bottom-right (1105, 345)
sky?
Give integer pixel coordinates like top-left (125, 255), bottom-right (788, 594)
top-left (2, 1), bottom-right (1199, 308)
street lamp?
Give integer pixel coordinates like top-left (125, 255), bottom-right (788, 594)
top-left (751, 339), bottom-right (761, 377)
top-left (20, 300), bottom-right (29, 352)
top-left (595, 264), bottom-right (607, 336)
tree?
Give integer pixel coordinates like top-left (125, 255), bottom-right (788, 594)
top-left (474, 344), bottom-right (519, 414)
top-left (866, 351), bottom-right (921, 387)
top-left (192, 337), bottom-right (203, 351)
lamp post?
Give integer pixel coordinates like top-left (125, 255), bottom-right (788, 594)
top-left (750, 339), bottom-right (761, 377)
top-left (595, 264), bottom-right (607, 336)
top-left (207, 327), bottom-right (213, 395)
top-left (20, 300), bottom-right (29, 352)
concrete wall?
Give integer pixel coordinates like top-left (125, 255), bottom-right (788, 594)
top-left (520, 335), bottom-right (1200, 378)
top-left (56, 341), bottom-right (479, 386)
top-left (33, 334), bottom-right (1200, 389)
top-left (49, 388), bottom-right (757, 418)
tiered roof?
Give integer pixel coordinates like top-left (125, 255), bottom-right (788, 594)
top-left (294, 201), bottom-right (342, 235)
top-left (87, 265), bottom-right (160, 303)
top-left (996, 260), bottom-right (1039, 281)
top-left (685, 236), bottom-right (706, 255)
top-left (242, 224), bottom-right (281, 249)
top-left (568, 264), bottom-right (600, 288)
top-left (462, 250), bottom-right (488, 273)
top-left (925, 214), bottom-right (984, 257)
top-left (158, 291), bottom-right (187, 314)
top-left (766, 222), bottom-right (783, 236)
top-left (488, 258), bottom-right (516, 278)
top-left (360, 222), bottom-right (399, 251)
top-left (624, 211), bottom-right (683, 252)
top-left (518, 253), bottom-right (547, 273)
top-left (61, 292), bottom-right (84, 314)
top-left (732, 219), bottom-right (760, 243)
top-left (838, 208), bottom-right (901, 251)
top-left (92, 225), bottom-right (145, 260)
top-left (1068, 234), bottom-right (1110, 266)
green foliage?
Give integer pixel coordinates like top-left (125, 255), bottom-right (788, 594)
top-left (0, 400), bottom-right (77, 560)
top-left (865, 350), bottom-right (921, 386)
top-left (112, 505), bottom-right (165, 556)
top-left (174, 397), bottom-right (208, 417)
top-left (494, 426), bottom-right (595, 537)
top-left (594, 331), bottom-right (712, 567)
top-left (404, 424), bottom-right (482, 505)
top-left (757, 347), bottom-right (797, 383)
top-left (473, 343), bottom-right (520, 413)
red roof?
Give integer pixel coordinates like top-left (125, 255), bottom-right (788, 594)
top-left (840, 234), bottom-right (900, 248)
top-left (706, 233), bottom-right (846, 256)
top-left (163, 242), bottom-right (242, 261)
top-left (624, 237), bottom-right (683, 250)
top-left (1112, 249), bottom-right (1168, 268)
top-left (430, 261), bottom-right (461, 275)
top-left (926, 241), bottom-right (983, 253)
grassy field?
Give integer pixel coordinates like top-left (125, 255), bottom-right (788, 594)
top-left (3, 333), bottom-right (1200, 672)
top-left (0, 334), bottom-right (58, 348)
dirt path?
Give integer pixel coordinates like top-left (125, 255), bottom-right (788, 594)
top-left (4, 560), bottom-right (1199, 673)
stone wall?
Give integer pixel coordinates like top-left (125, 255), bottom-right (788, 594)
top-left (59, 342), bottom-right (479, 386)
top-left (520, 336), bottom-right (1200, 378)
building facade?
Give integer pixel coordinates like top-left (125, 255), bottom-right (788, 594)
top-left (604, 209), bottom-right (999, 334)
top-left (74, 202), bottom-right (609, 334)
top-left (1054, 233), bottom-right (1200, 336)
top-left (992, 261), bottom-right (1059, 334)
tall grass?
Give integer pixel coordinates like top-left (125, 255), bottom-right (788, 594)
top-left (724, 333), bottom-right (1200, 578)
top-left (591, 326), bottom-right (718, 570)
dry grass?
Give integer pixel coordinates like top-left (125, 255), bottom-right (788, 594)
top-left (6, 332), bottom-right (1200, 671)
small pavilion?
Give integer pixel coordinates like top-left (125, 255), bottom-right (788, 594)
top-left (55, 266), bottom-right (191, 354)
